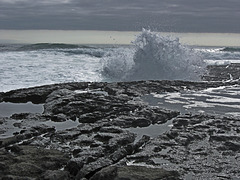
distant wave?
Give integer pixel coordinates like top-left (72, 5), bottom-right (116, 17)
top-left (61, 49), bottom-right (105, 58)
top-left (17, 43), bottom-right (89, 51)
top-left (14, 43), bottom-right (107, 58)
top-left (221, 47), bottom-right (240, 52)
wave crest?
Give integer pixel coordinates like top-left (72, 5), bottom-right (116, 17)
top-left (17, 43), bottom-right (80, 51)
top-left (102, 29), bottom-right (206, 81)
top-left (102, 47), bottom-right (135, 80)
top-left (221, 47), bottom-right (240, 52)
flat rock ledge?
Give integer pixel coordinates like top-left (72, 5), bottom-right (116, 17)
top-left (1, 77), bottom-right (240, 179)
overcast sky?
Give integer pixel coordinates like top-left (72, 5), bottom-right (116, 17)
top-left (0, 0), bottom-right (240, 33)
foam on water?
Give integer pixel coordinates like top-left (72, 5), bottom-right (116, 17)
top-left (143, 85), bottom-right (240, 117)
top-left (102, 29), bottom-right (206, 81)
top-left (198, 46), bottom-right (240, 65)
top-left (0, 47), bottom-right (103, 92)
top-left (1, 31), bottom-right (240, 92)
top-left (101, 47), bottom-right (135, 81)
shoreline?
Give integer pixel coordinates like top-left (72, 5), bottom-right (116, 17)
top-left (1, 63), bottom-right (240, 179)
top-left (1, 77), bottom-right (240, 179)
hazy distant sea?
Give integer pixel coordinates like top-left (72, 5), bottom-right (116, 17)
top-left (0, 30), bottom-right (240, 92)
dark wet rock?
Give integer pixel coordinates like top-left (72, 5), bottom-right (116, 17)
top-left (0, 175), bottom-right (35, 180)
top-left (13, 122), bottom-right (22, 128)
top-left (42, 87), bottom-right (179, 129)
top-left (10, 113), bottom-right (31, 120)
top-left (9, 162), bottom-right (44, 177)
top-left (0, 82), bottom-right (91, 104)
top-left (0, 123), bottom-right (55, 148)
top-left (1, 78), bottom-right (240, 104)
top-left (99, 126), bottom-right (124, 134)
top-left (109, 145), bottom-right (133, 162)
top-left (173, 118), bottom-right (189, 127)
top-left (63, 130), bottom-right (136, 177)
top-left (10, 112), bottom-right (50, 121)
top-left (210, 134), bottom-right (240, 142)
top-left (5, 144), bottom-right (22, 153)
top-left (94, 133), bottom-right (116, 143)
top-left (106, 131), bottom-right (135, 151)
top-left (127, 114), bottom-right (240, 179)
top-left (50, 113), bottom-right (67, 122)
top-left (0, 145), bottom-right (70, 179)
top-left (0, 136), bottom-right (19, 148)
top-left (134, 135), bottom-right (151, 150)
top-left (1, 78), bottom-right (240, 179)
top-left (76, 157), bottom-right (113, 179)
top-left (65, 157), bottom-right (85, 176)
top-left (219, 141), bottom-right (240, 152)
top-left (90, 165), bottom-right (180, 180)
top-left (40, 170), bottom-right (70, 180)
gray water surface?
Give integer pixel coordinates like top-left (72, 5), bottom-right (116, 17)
top-left (0, 102), bottom-right (44, 117)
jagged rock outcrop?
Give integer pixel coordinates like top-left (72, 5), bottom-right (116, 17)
top-left (1, 75), bottom-right (240, 179)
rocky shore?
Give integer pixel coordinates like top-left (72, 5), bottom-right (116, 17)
top-left (0, 64), bottom-right (240, 179)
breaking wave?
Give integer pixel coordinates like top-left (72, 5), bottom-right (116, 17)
top-left (17, 43), bottom-right (82, 51)
top-left (221, 47), bottom-right (240, 52)
top-left (102, 29), bottom-right (206, 81)
top-left (17, 43), bottom-right (105, 57)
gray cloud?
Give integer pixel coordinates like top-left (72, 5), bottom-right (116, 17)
top-left (0, 0), bottom-right (239, 32)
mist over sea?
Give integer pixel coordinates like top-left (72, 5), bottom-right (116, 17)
top-left (1, 30), bottom-right (240, 92)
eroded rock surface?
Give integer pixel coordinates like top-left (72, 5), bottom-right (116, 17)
top-left (90, 165), bottom-right (179, 180)
top-left (0, 145), bottom-right (70, 180)
top-left (126, 114), bottom-right (240, 179)
top-left (0, 75), bottom-right (240, 179)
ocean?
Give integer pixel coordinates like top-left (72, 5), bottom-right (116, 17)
top-left (1, 29), bottom-right (240, 92)
top-left (1, 30), bottom-right (240, 179)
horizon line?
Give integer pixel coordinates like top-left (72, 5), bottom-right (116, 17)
top-left (0, 30), bottom-right (240, 47)
top-left (1, 29), bottom-right (240, 34)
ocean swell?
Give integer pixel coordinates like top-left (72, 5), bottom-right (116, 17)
top-left (102, 29), bottom-right (206, 81)
top-left (17, 43), bottom-right (80, 51)
top-left (221, 47), bottom-right (240, 52)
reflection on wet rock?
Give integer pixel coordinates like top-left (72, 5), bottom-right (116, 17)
top-left (0, 79), bottom-right (240, 179)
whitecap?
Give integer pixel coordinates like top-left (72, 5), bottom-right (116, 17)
top-left (102, 29), bottom-right (206, 81)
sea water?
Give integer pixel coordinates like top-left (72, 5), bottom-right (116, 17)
top-left (0, 30), bottom-right (240, 92)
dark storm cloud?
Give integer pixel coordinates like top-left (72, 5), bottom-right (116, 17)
top-left (0, 0), bottom-right (240, 32)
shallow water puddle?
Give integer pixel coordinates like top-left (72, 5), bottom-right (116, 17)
top-left (0, 119), bottom-right (23, 138)
top-left (0, 102), bottom-right (80, 138)
top-left (43, 119), bottom-right (80, 131)
top-left (127, 119), bottom-right (174, 142)
top-left (75, 89), bottom-right (109, 96)
top-left (0, 102), bottom-right (44, 117)
top-left (142, 85), bottom-right (240, 117)
top-left (0, 101), bottom-right (44, 138)
top-left (0, 118), bottom-right (80, 138)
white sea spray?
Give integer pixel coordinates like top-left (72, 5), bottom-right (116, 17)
top-left (102, 29), bottom-right (206, 81)
top-left (101, 47), bottom-right (135, 81)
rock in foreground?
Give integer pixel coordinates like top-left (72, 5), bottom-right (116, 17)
top-left (0, 76), bottom-right (240, 179)
top-left (90, 165), bottom-right (179, 180)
